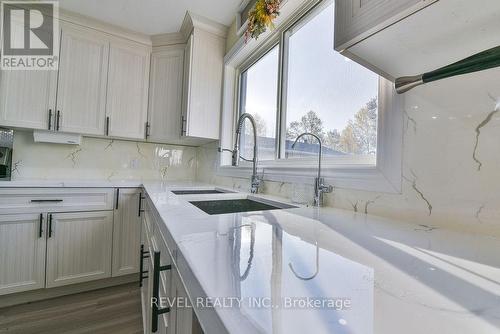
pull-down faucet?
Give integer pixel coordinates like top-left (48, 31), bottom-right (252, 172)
top-left (221, 113), bottom-right (261, 194)
top-left (291, 132), bottom-right (333, 206)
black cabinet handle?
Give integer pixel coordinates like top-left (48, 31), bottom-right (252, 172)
top-left (38, 213), bottom-right (43, 238)
top-left (48, 214), bottom-right (53, 238)
top-left (106, 117), bottom-right (110, 136)
top-left (139, 244), bottom-right (149, 287)
top-left (30, 199), bottom-right (63, 203)
top-left (56, 110), bottom-right (61, 131)
top-left (138, 193), bottom-right (145, 217)
top-left (152, 251), bottom-right (171, 333)
top-left (48, 109), bottom-right (53, 130)
top-left (181, 115), bottom-right (187, 136)
top-left (145, 122), bottom-right (150, 139)
top-left (115, 188), bottom-right (120, 210)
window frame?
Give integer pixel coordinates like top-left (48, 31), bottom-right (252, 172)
top-left (237, 43), bottom-right (281, 162)
top-left (219, 0), bottom-right (403, 193)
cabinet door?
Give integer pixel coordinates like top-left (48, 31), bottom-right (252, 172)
top-left (0, 69), bottom-right (57, 130)
top-left (148, 46), bottom-right (184, 143)
top-left (172, 269), bottom-right (193, 334)
top-left (334, 0), bottom-right (425, 50)
top-left (56, 24), bottom-right (108, 135)
top-left (112, 188), bottom-right (142, 277)
top-left (183, 30), bottom-right (224, 140)
top-left (46, 211), bottom-right (113, 288)
top-left (106, 40), bottom-right (150, 140)
top-left (0, 214), bottom-right (46, 295)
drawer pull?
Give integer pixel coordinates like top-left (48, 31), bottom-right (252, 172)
top-left (152, 251), bottom-right (171, 333)
top-left (30, 199), bottom-right (63, 203)
top-left (139, 244), bottom-right (149, 287)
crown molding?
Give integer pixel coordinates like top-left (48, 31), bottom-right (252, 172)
top-left (150, 32), bottom-right (186, 47)
top-left (181, 11), bottom-right (228, 39)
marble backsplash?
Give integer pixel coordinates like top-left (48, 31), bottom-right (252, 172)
top-left (11, 131), bottom-right (197, 182)
top-left (196, 67), bottom-right (500, 236)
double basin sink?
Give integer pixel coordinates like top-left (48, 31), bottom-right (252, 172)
top-left (171, 188), bottom-right (296, 215)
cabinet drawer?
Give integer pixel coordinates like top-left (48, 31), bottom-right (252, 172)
top-left (0, 188), bottom-right (114, 214)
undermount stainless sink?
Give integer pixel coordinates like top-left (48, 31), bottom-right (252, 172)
top-left (171, 189), bottom-right (232, 195)
top-left (189, 197), bottom-right (297, 215)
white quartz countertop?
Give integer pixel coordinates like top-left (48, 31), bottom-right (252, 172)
top-left (2, 180), bottom-right (499, 333)
top-left (141, 182), bottom-right (500, 334)
top-left (0, 179), bottom-right (209, 188)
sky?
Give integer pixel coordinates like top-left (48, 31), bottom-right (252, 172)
top-left (242, 2), bottom-right (378, 138)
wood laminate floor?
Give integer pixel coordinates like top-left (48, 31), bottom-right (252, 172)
top-left (0, 283), bottom-right (143, 334)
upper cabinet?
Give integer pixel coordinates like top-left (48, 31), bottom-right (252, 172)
top-left (147, 46), bottom-right (185, 143)
top-left (181, 28), bottom-right (225, 140)
top-left (56, 24), bottom-right (109, 135)
top-left (335, 0), bottom-right (500, 80)
top-left (106, 40), bottom-right (150, 140)
top-left (0, 70), bottom-right (57, 131)
top-left (0, 11), bottom-right (227, 144)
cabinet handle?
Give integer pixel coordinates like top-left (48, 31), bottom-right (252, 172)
top-left (30, 199), bottom-right (63, 203)
top-left (181, 115), bottom-right (187, 136)
top-left (38, 213), bottom-right (43, 238)
top-left (138, 193), bottom-right (145, 217)
top-left (152, 251), bottom-right (171, 333)
top-left (145, 122), bottom-right (150, 139)
top-left (115, 188), bottom-right (120, 210)
top-left (139, 244), bottom-right (149, 287)
top-left (48, 109), bottom-right (53, 130)
top-left (106, 117), bottom-right (110, 136)
top-left (56, 110), bottom-right (61, 131)
top-left (48, 214), bottom-right (53, 238)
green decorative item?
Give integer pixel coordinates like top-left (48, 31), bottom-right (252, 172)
top-left (245, 0), bottom-right (281, 41)
top-left (395, 45), bottom-right (500, 94)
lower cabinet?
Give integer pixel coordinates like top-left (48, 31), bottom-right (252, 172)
top-left (46, 211), bottom-right (113, 288)
top-left (0, 214), bottom-right (47, 295)
top-left (141, 197), bottom-right (202, 334)
top-left (112, 188), bottom-right (142, 277)
top-left (0, 187), bottom-right (142, 297)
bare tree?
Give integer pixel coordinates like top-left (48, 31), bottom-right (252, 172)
top-left (286, 110), bottom-right (324, 142)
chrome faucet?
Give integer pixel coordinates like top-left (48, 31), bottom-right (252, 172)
top-left (291, 133), bottom-right (333, 206)
top-left (231, 113), bottom-right (261, 194)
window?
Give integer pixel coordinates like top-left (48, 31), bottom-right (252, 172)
top-left (239, 45), bottom-right (279, 161)
top-left (282, 2), bottom-right (379, 162)
top-left (237, 1), bottom-right (379, 165)
top-left (221, 0), bottom-right (403, 193)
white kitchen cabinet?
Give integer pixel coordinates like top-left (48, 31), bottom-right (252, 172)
top-left (334, 0), bottom-right (433, 52)
top-left (0, 69), bottom-right (57, 130)
top-left (112, 188), bottom-right (142, 277)
top-left (106, 39), bottom-right (150, 140)
top-left (170, 269), bottom-right (192, 334)
top-left (148, 46), bottom-right (185, 143)
top-left (56, 24), bottom-right (109, 135)
top-left (181, 29), bottom-right (225, 140)
top-left (335, 0), bottom-right (500, 80)
top-left (0, 214), bottom-right (46, 296)
top-left (45, 211), bottom-right (113, 288)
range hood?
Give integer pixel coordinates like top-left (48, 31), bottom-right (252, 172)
top-left (33, 131), bottom-right (82, 145)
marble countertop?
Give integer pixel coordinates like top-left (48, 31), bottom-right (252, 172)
top-left (141, 181), bottom-right (500, 334)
